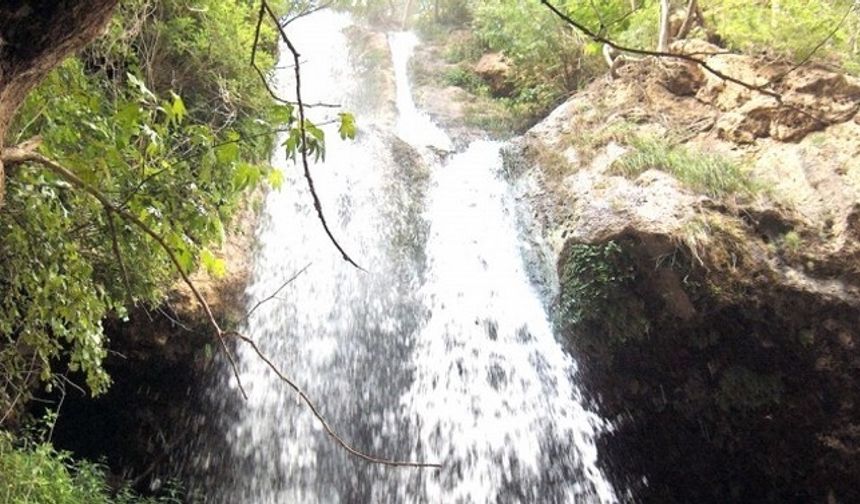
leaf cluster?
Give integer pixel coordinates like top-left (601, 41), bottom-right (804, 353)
top-left (0, 0), bottom-right (296, 401)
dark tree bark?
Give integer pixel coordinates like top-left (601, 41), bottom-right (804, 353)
top-left (0, 0), bottom-right (119, 208)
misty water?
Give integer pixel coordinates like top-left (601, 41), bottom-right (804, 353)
top-left (186, 10), bottom-right (617, 503)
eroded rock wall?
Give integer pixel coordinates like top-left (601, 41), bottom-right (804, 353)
top-left (515, 46), bottom-right (860, 502)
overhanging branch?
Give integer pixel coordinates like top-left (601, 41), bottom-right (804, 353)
top-left (259, 0), bottom-right (365, 271)
top-left (539, 0), bottom-right (855, 127)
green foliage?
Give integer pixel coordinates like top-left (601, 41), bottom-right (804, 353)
top-left (558, 241), bottom-right (648, 347)
top-left (442, 66), bottom-right (488, 93)
top-left (611, 137), bottom-right (756, 198)
top-left (0, 0), bottom-right (312, 404)
top-left (442, 34), bottom-right (487, 64)
top-left (706, 0), bottom-right (858, 67)
top-left (337, 112), bottom-right (357, 140)
top-left (471, 1), bottom-right (592, 116)
top-left (780, 230), bottom-right (803, 255)
top-left (0, 425), bottom-right (182, 504)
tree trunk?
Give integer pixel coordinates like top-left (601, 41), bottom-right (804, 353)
top-left (676, 0), bottom-right (699, 40)
top-left (0, 0), bottom-right (119, 209)
top-left (658, 0), bottom-right (672, 52)
top-left (401, 0), bottom-right (413, 29)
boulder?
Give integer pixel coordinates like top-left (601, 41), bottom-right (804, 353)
top-left (474, 52), bottom-right (513, 97)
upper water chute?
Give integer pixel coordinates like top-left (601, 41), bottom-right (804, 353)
top-left (187, 9), bottom-right (618, 503)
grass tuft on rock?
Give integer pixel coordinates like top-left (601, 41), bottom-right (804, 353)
top-left (612, 137), bottom-right (757, 198)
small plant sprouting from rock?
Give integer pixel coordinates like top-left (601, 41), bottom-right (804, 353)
top-left (780, 230), bottom-right (803, 255)
top-left (558, 241), bottom-right (648, 348)
top-left (611, 137), bottom-right (757, 199)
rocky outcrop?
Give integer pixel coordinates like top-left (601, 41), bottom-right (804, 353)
top-left (474, 52), bottom-right (513, 97)
top-left (514, 46), bottom-right (860, 503)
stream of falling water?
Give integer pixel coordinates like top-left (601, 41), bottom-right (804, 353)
top-left (187, 11), bottom-right (617, 503)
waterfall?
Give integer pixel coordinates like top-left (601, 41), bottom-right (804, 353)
top-left (186, 10), bottom-right (617, 503)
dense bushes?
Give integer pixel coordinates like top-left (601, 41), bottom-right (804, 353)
top-left (0, 424), bottom-right (182, 503)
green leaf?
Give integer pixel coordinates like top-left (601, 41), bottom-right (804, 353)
top-left (269, 104), bottom-right (294, 125)
top-left (201, 248), bottom-right (227, 279)
top-left (266, 168), bottom-right (284, 189)
top-left (127, 72), bottom-right (156, 102)
top-left (215, 131), bottom-right (241, 164)
top-left (338, 112), bottom-right (356, 140)
top-left (170, 91), bottom-right (187, 123)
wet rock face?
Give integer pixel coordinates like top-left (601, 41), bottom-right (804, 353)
top-left (516, 39), bottom-right (860, 503)
top-left (556, 233), bottom-right (860, 503)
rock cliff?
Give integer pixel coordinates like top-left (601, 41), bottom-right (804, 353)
top-left (512, 44), bottom-right (860, 503)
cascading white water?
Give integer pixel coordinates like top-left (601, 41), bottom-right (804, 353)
top-left (187, 10), bottom-right (617, 503)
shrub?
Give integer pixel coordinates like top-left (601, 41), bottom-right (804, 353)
top-left (0, 427), bottom-right (182, 504)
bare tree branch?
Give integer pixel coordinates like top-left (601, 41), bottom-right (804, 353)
top-left (539, 0), bottom-right (856, 127)
top-left (105, 208), bottom-right (135, 308)
top-left (0, 353), bottom-right (38, 427)
top-left (252, 5), bottom-right (340, 109)
top-left (657, 0), bottom-right (671, 52)
top-left (539, 0), bottom-right (780, 99)
top-left (243, 262), bottom-right (312, 322)
top-left (676, 0), bottom-right (700, 40)
top-left (282, 1), bottom-right (333, 28)
top-left (767, 5), bottom-right (855, 85)
top-left (260, 0), bottom-right (365, 271)
top-left (229, 330), bottom-right (442, 468)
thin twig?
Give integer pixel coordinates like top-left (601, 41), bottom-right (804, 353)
top-left (229, 330), bottom-right (442, 468)
top-left (252, 7), bottom-right (340, 109)
top-left (766, 4), bottom-right (855, 85)
top-left (0, 354), bottom-right (38, 427)
top-left (243, 262), bottom-right (312, 322)
top-left (261, 1), bottom-right (365, 271)
top-left (281, 2), bottom-right (332, 28)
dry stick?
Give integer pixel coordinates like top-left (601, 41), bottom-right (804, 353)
top-left (0, 354), bottom-right (38, 426)
top-left (261, 1), bottom-right (365, 271)
top-left (5, 150), bottom-right (249, 400)
top-left (539, 0), bottom-right (852, 127)
top-left (676, 0), bottom-right (699, 41)
top-left (243, 262), bottom-right (312, 322)
top-left (229, 330), bottom-right (442, 468)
